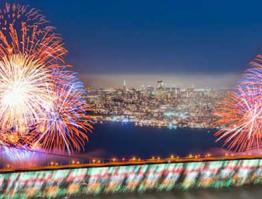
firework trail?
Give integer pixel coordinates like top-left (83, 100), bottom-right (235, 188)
top-left (32, 70), bottom-right (92, 152)
top-left (0, 3), bottom-right (92, 153)
top-left (215, 55), bottom-right (262, 152)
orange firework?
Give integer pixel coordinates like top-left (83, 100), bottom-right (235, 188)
top-left (215, 55), bottom-right (262, 152)
top-left (32, 70), bottom-right (93, 152)
top-left (0, 3), bottom-right (66, 66)
top-left (0, 3), bottom-right (92, 153)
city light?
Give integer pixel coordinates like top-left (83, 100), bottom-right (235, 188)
top-left (87, 84), bottom-right (226, 129)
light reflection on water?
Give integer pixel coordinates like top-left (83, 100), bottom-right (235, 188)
top-left (94, 185), bottom-right (261, 199)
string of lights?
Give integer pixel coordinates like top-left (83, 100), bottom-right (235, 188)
top-left (0, 158), bottom-right (261, 198)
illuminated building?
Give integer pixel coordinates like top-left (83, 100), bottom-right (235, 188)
top-left (87, 86), bottom-right (229, 128)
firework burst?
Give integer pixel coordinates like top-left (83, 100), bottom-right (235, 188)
top-left (0, 54), bottom-right (53, 135)
top-left (0, 3), bottom-right (92, 153)
top-left (32, 70), bottom-right (92, 152)
top-left (215, 55), bottom-right (262, 152)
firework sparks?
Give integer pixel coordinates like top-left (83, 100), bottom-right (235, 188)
top-left (215, 55), bottom-right (262, 152)
top-left (32, 70), bottom-right (92, 152)
top-left (0, 3), bottom-right (92, 153)
top-left (0, 54), bottom-right (53, 135)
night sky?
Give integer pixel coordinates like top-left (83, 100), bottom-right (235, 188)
top-left (5, 0), bottom-right (262, 75)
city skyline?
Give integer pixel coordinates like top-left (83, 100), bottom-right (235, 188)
top-left (81, 73), bottom-right (241, 89)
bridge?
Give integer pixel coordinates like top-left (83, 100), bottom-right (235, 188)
top-left (0, 150), bottom-right (262, 198)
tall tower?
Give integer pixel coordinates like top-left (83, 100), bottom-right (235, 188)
top-left (157, 80), bottom-right (164, 89)
top-left (123, 80), bottom-right (127, 91)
